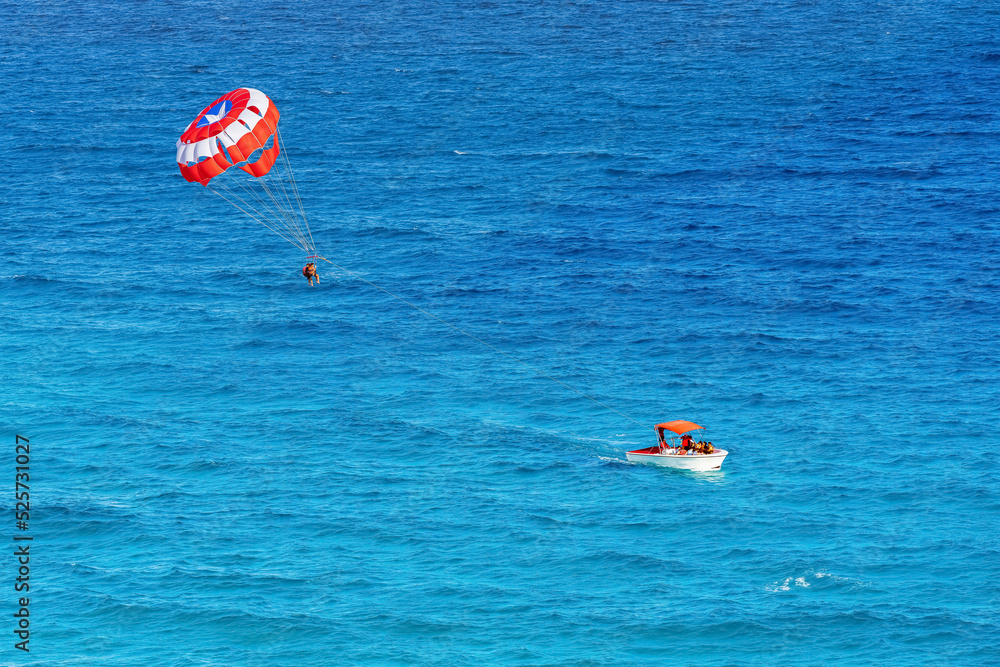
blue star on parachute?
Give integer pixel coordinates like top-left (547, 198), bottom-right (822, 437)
top-left (196, 100), bottom-right (233, 128)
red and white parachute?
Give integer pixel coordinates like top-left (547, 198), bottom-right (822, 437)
top-left (176, 88), bottom-right (318, 255)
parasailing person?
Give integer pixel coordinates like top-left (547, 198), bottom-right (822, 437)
top-left (303, 262), bottom-right (319, 286)
top-left (175, 88), bottom-right (329, 283)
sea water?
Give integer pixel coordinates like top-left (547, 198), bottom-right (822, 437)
top-left (2, 1), bottom-right (999, 664)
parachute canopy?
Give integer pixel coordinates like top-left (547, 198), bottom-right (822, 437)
top-left (176, 88), bottom-right (317, 255)
top-left (176, 88), bottom-right (281, 186)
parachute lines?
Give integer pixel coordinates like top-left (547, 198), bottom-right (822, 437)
top-left (203, 132), bottom-right (315, 253)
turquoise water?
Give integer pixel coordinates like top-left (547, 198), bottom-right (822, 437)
top-left (3, 1), bottom-right (1000, 664)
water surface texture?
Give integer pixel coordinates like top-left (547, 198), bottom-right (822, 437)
top-left (3, 1), bottom-right (999, 664)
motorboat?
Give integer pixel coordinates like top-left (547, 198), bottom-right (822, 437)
top-left (626, 420), bottom-right (728, 471)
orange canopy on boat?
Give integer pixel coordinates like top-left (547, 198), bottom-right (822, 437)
top-left (655, 420), bottom-right (704, 435)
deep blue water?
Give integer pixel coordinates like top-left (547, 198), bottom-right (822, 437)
top-left (3, 1), bottom-right (1000, 664)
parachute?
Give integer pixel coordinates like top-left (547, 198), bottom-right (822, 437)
top-left (176, 88), bottom-right (319, 256)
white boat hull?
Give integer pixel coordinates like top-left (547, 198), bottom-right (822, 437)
top-left (626, 448), bottom-right (728, 471)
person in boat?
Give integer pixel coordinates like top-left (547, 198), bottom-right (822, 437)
top-left (681, 434), bottom-right (694, 451)
top-left (303, 262), bottom-right (319, 286)
top-left (704, 442), bottom-right (714, 454)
